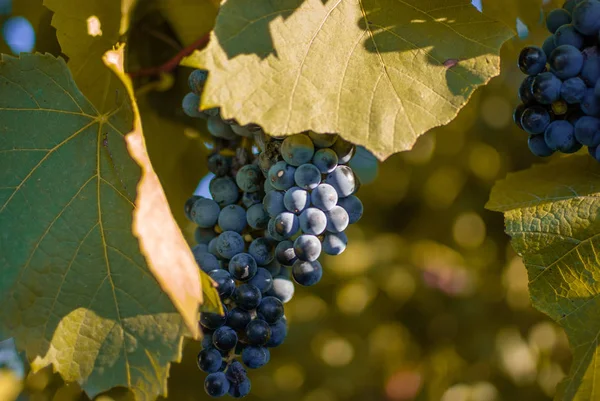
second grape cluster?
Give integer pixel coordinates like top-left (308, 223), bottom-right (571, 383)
top-left (514, 0), bottom-right (600, 161)
top-left (182, 69), bottom-right (364, 398)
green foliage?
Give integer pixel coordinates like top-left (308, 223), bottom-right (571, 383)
top-left (487, 155), bottom-right (600, 401)
top-left (183, 0), bottom-right (514, 159)
top-left (0, 52), bottom-right (185, 401)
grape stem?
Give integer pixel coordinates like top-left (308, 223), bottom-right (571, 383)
top-left (128, 32), bottom-right (210, 78)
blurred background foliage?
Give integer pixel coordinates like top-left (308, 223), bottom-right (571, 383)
top-left (0, 0), bottom-right (578, 400)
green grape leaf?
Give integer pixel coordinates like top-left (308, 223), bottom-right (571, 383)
top-left (0, 50), bottom-right (217, 400)
top-left (183, 0), bottom-right (514, 160)
top-left (43, 0), bottom-right (131, 113)
top-left (487, 155), bottom-right (600, 401)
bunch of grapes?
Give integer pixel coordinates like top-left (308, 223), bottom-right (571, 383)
top-left (514, 0), bottom-right (600, 161)
top-left (182, 69), bottom-right (363, 398)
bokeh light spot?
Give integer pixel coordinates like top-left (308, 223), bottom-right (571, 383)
top-left (336, 278), bottom-right (376, 314)
top-left (274, 363), bottom-right (305, 391)
top-left (385, 370), bottom-right (422, 400)
top-left (321, 337), bottom-right (354, 366)
top-left (86, 15), bottom-right (103, 36)
top-left (2, 17), bottom-right (35, 54)
top-left (452, 212), bottom-right (486, 249)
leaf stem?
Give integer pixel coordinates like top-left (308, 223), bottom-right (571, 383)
top-left (128, 32), bottom-right (211, 78)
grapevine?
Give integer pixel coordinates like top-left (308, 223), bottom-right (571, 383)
top-left (514, 0), bottom-right (600, 161)
top-left (182, 70), bottom-right (363, 397)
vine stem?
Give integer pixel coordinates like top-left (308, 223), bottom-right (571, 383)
top-left (128, 32), bottom-right (211, 78)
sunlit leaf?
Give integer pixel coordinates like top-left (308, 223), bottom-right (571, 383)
top-left (487, 155), bottom-right (600, 401)
top-left (184, 0), bottom-right (514, 159)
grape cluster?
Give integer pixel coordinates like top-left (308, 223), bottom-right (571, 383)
top-left (182, 69), bottom-right (363, 397)
top-left (514, 0), bottom-right (600, 161)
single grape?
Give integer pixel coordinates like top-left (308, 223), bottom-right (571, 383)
top-left (257, 296), bottom-right (284, 324)
top-left (323, 232), bottom-right (348, 255)
top-left (207, 116), bottom-right (237, 140)
top-left (236, 164), bottom-right (262, 193)
top-left (294, 163), bottom-right (322, 190)
top-left (189, 69), bottom-right (208, 95)
top-left (182, 92), bottom-right (206, 118)
top-left (546, 8), bottom-right (572, 33)
top-left (313, 148), bottom-right (339, 174)
top-left (228, 253), bottom-right (258, 282)
top-left (582, 88), bottom-right (600, 116)
top-left (200, 306), bottom-right (228, 330)
top-left (193, 247), bottom-right (220, 273)
top-left (208, 270), bottom-right (236, 299)
top-left (574, 116), bottom-right (600, 146)
top-left (264, 178), bottom-right (276, 194)
top-left (263, 190), bottom-right (286, 217)
top-left (513, 104), bottom-right (527, 130)
top-left (213, 326), bottom-right (238, 351)
top-left (267, 218), bottom-right (288, 242)
top-left (274, 212), bottom-right (300, 238)
top-left (266, 318), bottom-right (287, 347)
top-left (275, 240), bottom-right (298, 266)
top-left (226, 360), bottom-right (248, 385)
top-left (544, 120), bottom-right (577, 151)
top-left (309, 132), bottom-right (338, 147)
top-left (246, 203), bottom-right (269, 230)
top-left (205, 372), bottom-right (230, 397)
top-left (227, 307), bottom-right (252, 331)
top-left (207, 154), bottom-right (232, 177)
top-left (231, 124), bottom-right (254, 138)
top-left (560, 76), bottom-right (586, 103)
top-left (292, 259), bottom-right (323, 286)
top-left (331, 138), bottom-right (356, 164)
top-left (518, 46), bottom-right (547, 75)
top-left (590, 145), bottom-right (600, 161)
top-left (242, 191), bottom-right (263, 209)
top-left (185, 195), bottom-right (201, 221)
top-left (242, 346), bottom-right (270, 369)
top-left (281, 134), bottom-right (315, 166)
top-left (326, 205), bottom-right (350, 233)
top-left (208, 237), bottom-right (220, 258)
top-left (337, 195), bottom-right (363, 224)
top-left (248, 267), bottom-right (274, 294)
top-left (197, 348), bottom-right (222, 373)
top-left (528, 135), bottom-right (555, 157)
top-left (246, 319), bottom-right (271, 345)
top-left (229, 379), bottom-right (251, 398)
top-left (563, 138), bottom-right (583, 153)
top-left (234, 284), bottom-right (262, 310)
top-left (268, 161), bottom-right (296, 190)
top-left (216, 231), bottom-right (245, 259)
top-left (284, 186), bottom-right (310, 214)
top-left (572, 0), bottom-right (600, 35)
top-left (209, 177), bottom-right (239, 207)
top-left (580, 54), bottom-right (600, 87)
top-left (263, 259), bottom-right (282, 277)
top-left (3, 17), bottom-right (35, 54)
top-left (311, 183), bottom-right (339, 211)
top-left (521, 105), bottom-right (551, 134)
top-left (218, 205), bottom-right (247, 233)
top-left (299, 207), bottom-right (327, 235)
top-left (542, 35), bottom-right (558, 59)
top-left (248, 238), bottom-right (274, 265)
top-left (554, 24), bottom-right (584, 48)
top-left (195, 227), bottom-right (216, 245)
top-left (563, 0), bottom-right (579, 13)
top-left (549, 45), bottom-right (584, 79)
top-left (267, 274), bottom-right (295, 303)
top-left (325, 165), bottom-right (357, 198)
top-left (191, 198), bottom-right (220, 228)
top-left (532, 72), bottom-right (562, 104)
top-left (293, 234), bottom-right (322, 262)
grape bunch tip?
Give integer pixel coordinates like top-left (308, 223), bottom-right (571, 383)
top-left (182, 70), bottom-right (364, 398)
top-left (515, 0), bottom-right (600, 161)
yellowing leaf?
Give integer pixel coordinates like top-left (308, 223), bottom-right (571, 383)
top-left (487, 155), bottom-right (600, 401)
top-left (158, 0), bottom-right (219, 46)
top-left (184, 0), bottom-right (514, 160)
